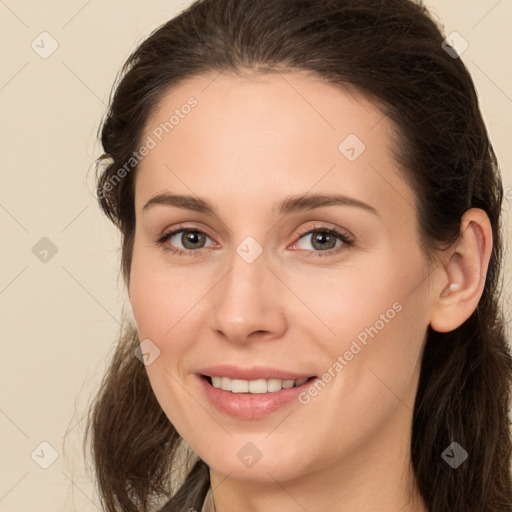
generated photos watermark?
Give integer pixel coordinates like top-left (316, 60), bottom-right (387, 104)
top-left (298, 301), bottom-right (403, 405)
top-left (95, 97), bottom-right (198, 200)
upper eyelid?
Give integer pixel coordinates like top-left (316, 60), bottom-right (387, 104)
top-left (296, 222), bottom-right (354, 239)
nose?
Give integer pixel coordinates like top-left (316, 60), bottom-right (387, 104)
top-left (210, 248), bottom-right (288, 344)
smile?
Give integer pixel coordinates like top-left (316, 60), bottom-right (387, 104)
top-left (198, 371), bottom-right (318, 419)
top-left (210, 376), bottom-right (310, 393)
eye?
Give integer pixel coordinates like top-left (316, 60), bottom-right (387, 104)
top-left (291, 225), bottom-right (354, 257)
top-left (156, 227), bottom-right (216, 256)
top-left (155, 224), bottom-right (354, 257)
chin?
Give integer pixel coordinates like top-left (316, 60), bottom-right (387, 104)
top-left (198, 439), bottom-right (313, 483)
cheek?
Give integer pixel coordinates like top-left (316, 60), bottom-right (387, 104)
top-left (128, 257), bottom-right (213, 442)
top-left (300, 256), bottom-right (429, 406)
top-left (293, 261), bottom-right (411, 346)
top-left (128, 244), bottom-right (202, 338)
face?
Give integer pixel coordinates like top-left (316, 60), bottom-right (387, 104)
top-left (128, 70), bottom-right (435, 483)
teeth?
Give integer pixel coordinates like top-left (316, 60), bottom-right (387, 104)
top-left (210, 376), bottom-right (310, 393)
top-left (249, 379), bottom-right (267, 393)
top-left (232, 379), bottom-right (249, 393)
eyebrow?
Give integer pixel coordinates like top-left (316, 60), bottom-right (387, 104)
top-left (142, 192), bottom-right (379, 217)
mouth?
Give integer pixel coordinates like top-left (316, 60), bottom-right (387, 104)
top-left (200, 375), bottom-right (317, 394)
top-left (196, 365), bottom-right (319, 419)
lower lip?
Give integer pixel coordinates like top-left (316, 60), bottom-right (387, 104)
top-left (198, 375), bottom-right (317, 420)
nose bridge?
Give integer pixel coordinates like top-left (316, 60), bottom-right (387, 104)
top-left (210, 239), bottom-right (286, 341)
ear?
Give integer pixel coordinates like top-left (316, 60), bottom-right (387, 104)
top-left (429, 208), bottom-right (493, 333)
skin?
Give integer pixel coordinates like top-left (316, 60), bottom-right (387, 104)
top-left (127, 70), bottom-right (492, 512)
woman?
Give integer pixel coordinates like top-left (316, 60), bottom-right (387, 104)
top-left (85, 0), bottom-right (512, 511)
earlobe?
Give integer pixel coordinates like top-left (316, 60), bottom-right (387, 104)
top-left (430, 208), bottom-right (492, 333)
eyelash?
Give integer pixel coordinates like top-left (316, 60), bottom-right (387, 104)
top-left (155, 224), bottom-right (354, 258)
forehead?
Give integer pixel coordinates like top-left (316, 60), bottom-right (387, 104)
top-left (135, 70), bottom-right (415, 222)
top-left (141, 70), bottom-right (388, 152)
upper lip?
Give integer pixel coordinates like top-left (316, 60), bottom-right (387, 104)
top-left (198, 365), bottom-right (316, 381)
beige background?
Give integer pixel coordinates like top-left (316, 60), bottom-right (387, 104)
top-left (0, 1), bottom-right (511, 510)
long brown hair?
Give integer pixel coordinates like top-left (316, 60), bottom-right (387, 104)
top-left (84, 0), bottom-right (512, 510)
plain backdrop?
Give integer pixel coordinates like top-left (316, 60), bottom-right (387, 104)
top-left (1, 1), bottom-right (511, 510)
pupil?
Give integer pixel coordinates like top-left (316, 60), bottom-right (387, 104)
top-left (183, 231), bottom-right (204, 249)
top-left (313, 232), bottom-right (335, 250)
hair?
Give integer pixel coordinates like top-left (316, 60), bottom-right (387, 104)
top-left (83, 0), bottom-right (512, 511)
